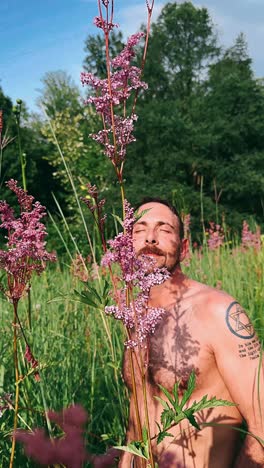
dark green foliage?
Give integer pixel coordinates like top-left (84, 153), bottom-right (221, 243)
top-left (0, 87), bottom-right (61, 212)
top-left (122, 3), bottom-right (264, 238)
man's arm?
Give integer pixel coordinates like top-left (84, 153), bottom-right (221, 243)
top-left (210, 299), bottom-right (264, 467)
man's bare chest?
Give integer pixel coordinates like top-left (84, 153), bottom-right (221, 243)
top-left (147, 305), bottom-right (215, 394)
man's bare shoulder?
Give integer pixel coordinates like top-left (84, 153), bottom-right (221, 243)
top-left (188, 280), bottom-right (259, 350)
top-left (187, 279), bottom-right (248, 330)
top-left (187, 278), bottom-right (234, 310)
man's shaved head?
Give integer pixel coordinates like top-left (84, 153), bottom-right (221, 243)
top-left (135, 197), bottom-right (184, 239)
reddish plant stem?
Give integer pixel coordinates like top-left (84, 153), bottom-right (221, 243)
top-left (129, 290), bottom-right (154, 467)
top-left (132, 1), bottom-right (155, 115)
top-left (95, 2), bottom-right (156, 465)
top-left (9, 300), bottom-right (20, 468)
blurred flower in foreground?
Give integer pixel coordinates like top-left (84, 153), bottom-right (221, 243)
top-left (15, 404), bottom-right (119, 468)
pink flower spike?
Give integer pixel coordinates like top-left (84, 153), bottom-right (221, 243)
top-left (0, 180), bottom-right (56, 302)
top-left (206, 222), bottom-right (225, 250)
top-left (241, 221), bottom-right (261, 251)
top-left (93, 16), bottom-right (118, 32)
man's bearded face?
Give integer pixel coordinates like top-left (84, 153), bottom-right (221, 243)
top-left (132, 202), bottom-right (183, 272)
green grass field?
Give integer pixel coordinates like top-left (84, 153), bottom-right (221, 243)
top-left (0, 240), bottom-right (263, 466)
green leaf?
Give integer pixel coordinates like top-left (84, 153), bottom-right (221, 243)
top-left (172, 382), bottom-right (179, 407)
top-left (73, 289), bottom-right (98, 308)
top-left (134, 208), bottom-right (151, 222)
top-left (102, 279), bottom-right (110, 298)
top-left (114, 443), bottom-right (148, 460)
top-left (111, 213), bottom-right (124, 228)
top-left (190, 396), bottom-right (236, 413)
top-left (156, 418), bottom-right (174, 444)
top-left (183, 410), bottom-right (201, 430)
top-left (179, 370), bottom-right (196, 409)
top-left (160, 409), bottom-right (175, 430)
top-left (142, 426), bottom-right (148, 446)
top-left (158, 384), bottom-right (176, 407)
top-left (153, 396), bottom-right (171, 410)
top-left (157, 430), bottom-right (174, 445)
top-left (84, 284), bottom-right (102, 303)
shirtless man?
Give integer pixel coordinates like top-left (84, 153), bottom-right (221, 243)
top-left (120, 198), bottom-right (264, 467)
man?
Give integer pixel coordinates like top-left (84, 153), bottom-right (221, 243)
top-left (120, 198), bottom-right (264, 467)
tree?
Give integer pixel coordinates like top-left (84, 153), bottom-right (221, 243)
top-left (0, 86), bottom-right (59, 212)
top-left (125, 6), bottom-right (264, 235)
top-left (142, 1), bottom-right (220, 102)
top-left (37, 71), bottom-right (110, 212)
top-left (193, 33), bottom-right (264, 224)
top-left (36, 71), bottom-right (82, 119)
top-left (124, 2), bottom-right (221, 227)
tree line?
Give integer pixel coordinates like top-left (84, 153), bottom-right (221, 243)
top-left (0, 1), bottom-right (263, 250)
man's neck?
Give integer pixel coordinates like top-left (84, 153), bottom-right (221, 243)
top-left (148, 266), bottom-right (189, 305)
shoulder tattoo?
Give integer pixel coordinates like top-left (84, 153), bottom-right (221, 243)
top-left (225, 301), bottom-right (255, 340)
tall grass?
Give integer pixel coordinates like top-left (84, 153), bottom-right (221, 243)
top-left (0, 239), bottom-right (263, 466)
top-left (0, 265), bottom-right (128, 466)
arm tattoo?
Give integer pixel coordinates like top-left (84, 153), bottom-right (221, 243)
top-left (225, 302), bottom-right (261, 359)
top-left (225, 301), bottom-right (255, 340)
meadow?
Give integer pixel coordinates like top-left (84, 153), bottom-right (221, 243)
top-left (0, 233), bottom-right (263, 466)
top-left (0, 1), bottom-right (263, 465)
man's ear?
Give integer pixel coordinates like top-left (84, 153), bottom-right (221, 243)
top-left (180, 238), bottom-right (189, 262)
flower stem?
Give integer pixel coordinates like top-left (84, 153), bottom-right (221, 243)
top-left (9, 301), bottom-right (20, 468)
top-left (16, 116), bottom-right (27, 191)
top-left (132, 1), bottom-right (154, 115)
top-left (129, 349), bottom-right (142, 441)
top-left (139, 348), bottom-right (155, 468)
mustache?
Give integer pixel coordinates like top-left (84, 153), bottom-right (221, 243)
top-left (138, 246), bottom-right (164, 256)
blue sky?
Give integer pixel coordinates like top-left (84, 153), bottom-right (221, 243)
top-left (1, 0), bottom-right (264, 112)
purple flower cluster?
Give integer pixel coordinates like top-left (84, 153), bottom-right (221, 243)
top-left (81, 32), bottom-right (147, 166)
top-left (241, 221), bottom-right (261, 251)
top-left (207, 222), bottom-right (225, 250)
top-left (93, 15), bottom-right (118, 33)
top-left (15, 404), bottom-right (119, 468)
top-left (102, 200), bottom-right (170, 347)
top-left (0, 180), bottom-right (56, 301)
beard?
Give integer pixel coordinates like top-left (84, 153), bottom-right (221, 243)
top-left (137, 245), bottom-right (181, 273)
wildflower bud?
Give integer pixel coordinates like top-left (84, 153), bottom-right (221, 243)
top-left (16, 98), bottom-right (22, 105)
top-left (12, 106), bottom-right (19, 115)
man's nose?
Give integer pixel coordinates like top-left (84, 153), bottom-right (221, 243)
top-left (145, 230), bottom-right (158, 244)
